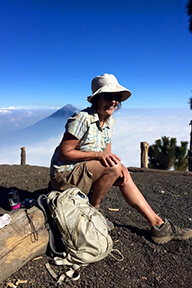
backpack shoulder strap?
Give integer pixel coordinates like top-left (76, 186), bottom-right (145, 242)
top-left (37, 194), bottom-right (67, 258)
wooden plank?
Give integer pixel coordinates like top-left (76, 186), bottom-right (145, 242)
top-left (0, 206), bottom-right (48, 282)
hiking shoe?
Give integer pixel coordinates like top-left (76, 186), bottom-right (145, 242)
top-left (151, 219), bottom-right (192, 244)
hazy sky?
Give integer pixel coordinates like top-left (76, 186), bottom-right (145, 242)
top-left (1, 0), bottom-right (192, 110)
top-left (0, 108), bottom-right (191, 167)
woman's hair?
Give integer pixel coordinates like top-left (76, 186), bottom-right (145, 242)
top-left (91, 93), bottom-right (122, 111)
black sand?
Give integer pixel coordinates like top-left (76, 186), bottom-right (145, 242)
top-left (1, 165), bottom-right (192, 288)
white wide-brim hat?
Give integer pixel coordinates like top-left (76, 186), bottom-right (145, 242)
top-left (87, 73), bottom-right (132, 103)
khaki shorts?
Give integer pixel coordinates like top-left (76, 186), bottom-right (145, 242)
top-left (50, 162), bottom-right (93, 195)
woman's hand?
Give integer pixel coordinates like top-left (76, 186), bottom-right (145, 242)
top-left (120, 164), bottom-right (129, 186)
top-left (97, 151), bottom-right (121, 167)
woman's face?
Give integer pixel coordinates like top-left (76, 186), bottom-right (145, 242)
top-left (96, 93), bottom-right (121, 120)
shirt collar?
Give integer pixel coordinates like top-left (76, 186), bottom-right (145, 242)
top-left (85, 106), bottom-right (114, 128)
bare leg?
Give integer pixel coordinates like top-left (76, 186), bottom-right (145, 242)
top-left (87, 160), bottom-right (121, 208)
top-left (87, 161), bottom-right (163, 226)
top-left (114, 171), bottom-right (164, 227)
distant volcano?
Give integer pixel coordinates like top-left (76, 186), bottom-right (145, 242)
top-left (46, 104), bottom-right (79, 119)
top-left (1, 105), bottom-right (79, 147)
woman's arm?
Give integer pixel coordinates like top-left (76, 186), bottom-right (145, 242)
top-left (59, 132), bottom-right (99, 161)
top-left (59, 132), bottom-right (121, 166)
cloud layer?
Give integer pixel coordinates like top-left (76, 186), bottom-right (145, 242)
top-left (0, 108), bottom-right (191, 168)
top-left (0, 108), bottom-right (56, 132)
top-left (112, 109), bottom-right (191, 167)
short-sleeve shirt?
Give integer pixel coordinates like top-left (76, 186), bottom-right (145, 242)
top-left (50, 107), bottom-right (115, 174)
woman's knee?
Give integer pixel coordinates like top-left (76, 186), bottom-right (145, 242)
top-left (87, 160), bottom-right (121, 182)
top-left (107, 162), bottom-right (121, 177)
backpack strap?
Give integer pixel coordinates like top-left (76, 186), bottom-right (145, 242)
top-left (45, 257), bottom-right (81, 284)
top-left (37, 194), bottom-right (67, 258)
top-left (110, 249), bottom-right (124, 262)
top-left (54, 257), bottom-right (81, 281)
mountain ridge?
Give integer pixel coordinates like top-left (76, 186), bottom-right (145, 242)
top-left (1, 104), bottom-right (79, 147)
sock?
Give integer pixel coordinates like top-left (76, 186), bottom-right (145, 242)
top-left (155, 222), bottom-right (164, 229)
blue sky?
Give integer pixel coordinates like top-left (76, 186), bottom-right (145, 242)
top-left (0, 0), bottom-right (192, 110)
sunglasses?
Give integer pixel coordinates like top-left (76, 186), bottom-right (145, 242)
top-left (103, 93), bottom-right (122, 102)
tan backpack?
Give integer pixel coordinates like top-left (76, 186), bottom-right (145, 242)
top-left (47, 187), bottom-right (113, 264)
top-left (43, 187), bottom-right (123, 283)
